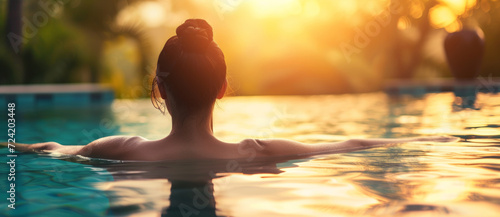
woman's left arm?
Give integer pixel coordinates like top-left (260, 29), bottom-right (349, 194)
top-left (1, 135), bottom-right (144, 160)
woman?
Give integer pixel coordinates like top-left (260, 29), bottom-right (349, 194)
top-left (9, 19), bottom-right (458, 161)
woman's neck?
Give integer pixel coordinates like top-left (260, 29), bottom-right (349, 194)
top-left (168, 108), bottom-right (215, 139)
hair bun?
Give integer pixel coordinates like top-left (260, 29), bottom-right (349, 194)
top-left (176, 19), bottom-right (213, 52)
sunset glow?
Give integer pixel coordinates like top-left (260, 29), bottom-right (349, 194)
top-left (110, 0), bottom-right (489, 95)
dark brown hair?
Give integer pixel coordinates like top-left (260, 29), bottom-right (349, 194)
top-left (152, 19), bottom-right (226, 115)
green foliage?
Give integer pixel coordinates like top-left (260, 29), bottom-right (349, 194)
top-left (1, 0), bottom-right (91, 84)
top-left (0, 1), bottom-right (22, 84)
top-left (63, 0), bottom-right (136, 32)
top-left (0, 0), bottom-right (149, 93)
top-left (21, 18), bottom-right (90, 83)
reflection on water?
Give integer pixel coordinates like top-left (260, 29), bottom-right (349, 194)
top-left (1, 92), bottom-right (500, 216)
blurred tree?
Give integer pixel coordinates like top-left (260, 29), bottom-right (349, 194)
top-left (359, 0), bottom-right (500, 80)
top-left (471, 0), bottom-right (500, 78)
top-left (359, 0), bottom-right (438, 79)
top-left (1, 0), bottom-right (91, 84)
top-left (394, 0), bottom-right (437, 79)
top-left (1, 0), bottom-right (152, 98)
top-left (5, 0), bottom-right (21, 52)
top-left (62, 0), bottom-right (152, 91)
top-left (0, 0), bottom-right (23, 84)
top-left (21, 19), bottom-right (91, 83)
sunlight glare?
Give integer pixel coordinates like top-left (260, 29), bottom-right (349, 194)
top-left (116, 1), bottom-right (166, 28)
top-left (138, 2), bottom-right (167, 27)
top-left (249, 0), bottom-right (301, 18)
top-left (336, 1), bottom-right (358, 14)
top-left (423, 180), bottom-right (469, 202)
top-left (303, 0), bottom-right (321, 18)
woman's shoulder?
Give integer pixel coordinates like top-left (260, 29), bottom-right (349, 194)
top-left (77, 135), bottom-right (148, 160)
top-left (237, 138), bottom-right (313, 157)
top-left (98, 135), bottom-right (147, 143)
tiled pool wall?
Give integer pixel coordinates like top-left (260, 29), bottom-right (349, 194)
top-left (0, 84), bottom-right (114, 109)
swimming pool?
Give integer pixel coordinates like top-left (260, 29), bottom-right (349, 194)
top-left (1, 92), bottom-right (500, 216)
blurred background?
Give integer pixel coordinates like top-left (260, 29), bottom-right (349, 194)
top-left (1, 0), bottom-right (499, 98)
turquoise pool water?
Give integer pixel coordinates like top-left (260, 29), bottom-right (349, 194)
top-left (1, 92), bottom-right (500, 216)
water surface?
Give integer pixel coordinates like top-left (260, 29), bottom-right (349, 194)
top-left (1, 92), bottom-right (499, 216)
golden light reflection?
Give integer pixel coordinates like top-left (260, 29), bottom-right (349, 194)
top-left (416, 93), bottom-right (499, 137)
top-left (214, 97), bottom-right (287, 140)
top-left (422, 180), bottom-right (469, 202)
top-left (95, 179), bottom-right (171, 212)
top-left (214, 174), bottom-right (380, 217)
top-left (398, 162), bottom-right (500, 207)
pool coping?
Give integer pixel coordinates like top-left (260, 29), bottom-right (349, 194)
top-left (384, 78), bottom-right (500, 96)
